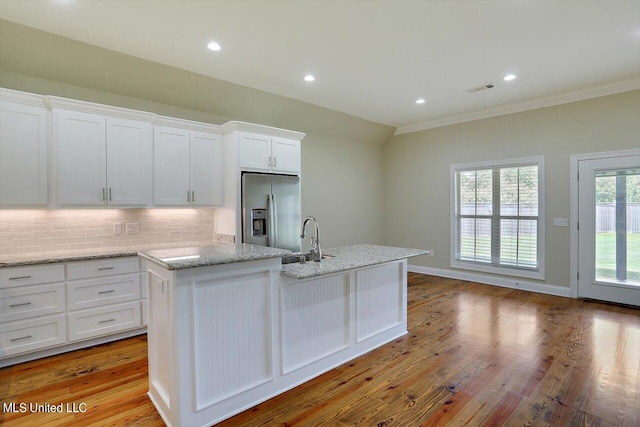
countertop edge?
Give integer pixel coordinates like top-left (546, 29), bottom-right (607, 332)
top-left (0, 251), bottom-right (140, 268)
top-left (139, 251), bottom-right (288, 271)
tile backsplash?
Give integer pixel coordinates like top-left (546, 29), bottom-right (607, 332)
top-left (0, 208), bottom-right (217, 256)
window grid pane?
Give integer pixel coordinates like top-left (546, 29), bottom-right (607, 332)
top-left (456, 163), bottom-right (539, 271)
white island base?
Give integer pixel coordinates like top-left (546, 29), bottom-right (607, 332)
top-left (145, 256), bottom-right (408, 427)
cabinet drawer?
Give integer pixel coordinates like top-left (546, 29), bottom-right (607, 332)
top-left (68, 274), bottom-right (140, 310)
top-left (0, 282), bottom-right (66, 323)
top-left (67, 257), bottom-right (139, 280)
top-left (67, 301), bottom-right (141, 341)
top-left (0, 314), bottom-right (66, 357)
top-left (0, 264), bottom-right (65, 288)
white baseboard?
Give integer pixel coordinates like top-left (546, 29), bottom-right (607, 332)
top-left (408, 265), bottom-right (571, 298)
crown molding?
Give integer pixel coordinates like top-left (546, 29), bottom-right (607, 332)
top-left (221, 120), bottom-right (305, 141)
top-left (153, 115), bottom-right (221, 133)
top-left (0, 88), bottom-right (47, 107)
top-left (44, 95), bottom-right (157, 122)
top-left (394, 77), bottom-right (640, 136)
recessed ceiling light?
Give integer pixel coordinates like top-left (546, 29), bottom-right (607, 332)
top-left (416, 98), bottom-right (426, 104)
top-left (504, 74), bottom-right (517, 81)
top-left (207, 42), bottom-right (221, 51)
top-left (304, 74), bottom-right (315, 82)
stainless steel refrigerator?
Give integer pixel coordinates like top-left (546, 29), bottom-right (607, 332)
top-left (241, 173), bottom-right (301, 251)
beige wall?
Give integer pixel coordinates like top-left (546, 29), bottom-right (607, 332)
top-left (0, 20), bottom-right (394, 249)
top-left (384, 90), bottom-right (640, 288)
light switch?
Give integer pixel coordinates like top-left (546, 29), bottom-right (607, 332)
top-left (553, 217), bottom-right (569, 227)
top-left (113, 223), bottom-right (122, 235)
top-left (126, 223), bottom-right (139, 234)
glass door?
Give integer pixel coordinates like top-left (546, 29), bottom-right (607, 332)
top-left (578, 155), bottom-right (640, 306)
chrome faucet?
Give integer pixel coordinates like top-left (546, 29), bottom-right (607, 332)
top-left (300, 216), bottom-right (322, 262)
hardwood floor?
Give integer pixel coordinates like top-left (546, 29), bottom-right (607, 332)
top-left (1, 273), bottom-right (639, 426)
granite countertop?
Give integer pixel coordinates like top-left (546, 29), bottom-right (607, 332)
top-left (280, 244), bottom-right (428, 279)
top-left (1, 242), bottom-right (427, 277)
top-left (139, 243), bottom-right (291, 270)
top-left (0, 241), bottom-right (220, 268)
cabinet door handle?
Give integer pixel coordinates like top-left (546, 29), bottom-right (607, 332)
top-left (99, 318), bottom-right (115, 324)
top-left (192, 190), bottom-right (195, 203)
top-left (273, 156), bottom-right (277, 167)
top-left (109, 188), bottom-right (112, 201)
top-left (10, 335), bottom-right (32, 342)
top-left (187, 190), bottom-right (191, 202)
top-left (268, 156), bottom-right (272, 167)
top-left (9, 302), bottom-right (32, 308)
top-left (97, 267), bottom-right (114, 271)
top-left (102, 188), bottom-right (106, 202)
top-left (9, 276), bottom-right (32, 280)
top-left (98, 290), bottom-right (115, 295)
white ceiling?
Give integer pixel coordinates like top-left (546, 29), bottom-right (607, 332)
top-left (1, 0), bottom-right (639, 133)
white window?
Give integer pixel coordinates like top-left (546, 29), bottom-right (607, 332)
top-left (450, 156), bottom-right (545, 279)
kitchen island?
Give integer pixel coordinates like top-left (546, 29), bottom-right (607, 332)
top-left (139, 243), bottom-right (426, 427)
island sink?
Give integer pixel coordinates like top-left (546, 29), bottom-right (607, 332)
top-left (280, 252), bottom-right (335, 264)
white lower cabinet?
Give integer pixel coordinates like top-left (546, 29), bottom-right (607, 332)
top-left (67, 274), bottom-right (140, 311)
top-left (0, 314), bottom-right (66, 357)
top-left (67, 257), bottom-right (139, 280)
top-left (0, 263), bottom-right (65, 287)
top-left (66, 257), bottom-right (142, 341)
top-left (0, 257), bottom-right (146, 366)
top-left (67, 301), bottom-right (140, 342)
top-left (0, 282), bottom-right (66, 323)
top-left (1, 263), bottom-right (67, 360)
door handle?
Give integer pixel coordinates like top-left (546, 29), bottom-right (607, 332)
top-left (272, 194), bottom-right (278, 248)
top-left (266, 194), bottom-right (274, 247)
top-left (109, 188), bottom-right (112, 202)
top-left (187, 190), bottom-right (191, 202)
top-left (192, 190), bottom-right (195, 203)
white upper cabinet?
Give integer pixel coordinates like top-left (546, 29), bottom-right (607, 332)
top-left (238, 134), bottom-right (271, 171)
top-left (54, 109), bottom-right (151, 207)
top-left (153, 126), bottom-right (190, 206)
top-left (0, 96), bottom-right (49, 206)
top-left (190, 131), bottom-right (222, 206)
top-left (271, 138), bottom-right (301, 174)
top-left (153, 125), bottom-right (222, 206)
top-left (237, 133), bottom-right (301, 174)
top-left (55, 110), bottom-right (107, 206)
top-left (106, 118), bottom-right (152, 206)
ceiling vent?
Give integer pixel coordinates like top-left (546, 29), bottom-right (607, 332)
top-left (466, 84), bottom-right (494, 93)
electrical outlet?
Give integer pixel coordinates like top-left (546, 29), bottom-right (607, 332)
top-left (113, 223), bottom-right (122, 235)
top-left (428, 249), bottom-right (434, 257)
top-left (126, 223), bottom-right (139, 234)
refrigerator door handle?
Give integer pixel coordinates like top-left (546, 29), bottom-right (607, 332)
top-left (272, 194), bottom-right (278, 249)
top-left (266, 194), bottom-right (274, 247)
